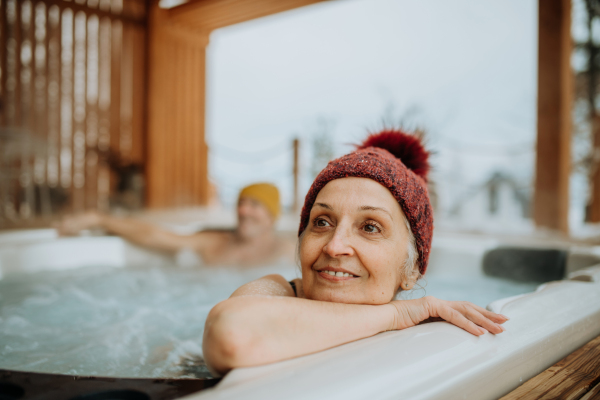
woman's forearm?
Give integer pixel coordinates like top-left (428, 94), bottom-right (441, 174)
top-left (203, 296), bottom-right (394, 375)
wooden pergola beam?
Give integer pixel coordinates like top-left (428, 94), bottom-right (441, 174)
top-left (533, 0), bottom-right (572, 234)
top-left (168, 0), bottom-right (327, 32)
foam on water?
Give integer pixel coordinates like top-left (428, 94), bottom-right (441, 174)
top-left (0, 261), bottom-right (538, 379)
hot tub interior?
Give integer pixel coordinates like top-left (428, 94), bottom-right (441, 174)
top-left (0, 232), bottom-right (597, 399)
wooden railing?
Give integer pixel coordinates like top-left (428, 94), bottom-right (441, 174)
top-left (0, 0), bottom-right (147, 228)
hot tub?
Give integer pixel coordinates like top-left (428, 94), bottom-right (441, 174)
top-left (1, 230), bottom-right (599, 400)
top-left (0, 231), bottom-right (298, 399)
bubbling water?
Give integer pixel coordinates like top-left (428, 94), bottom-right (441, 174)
top-left (0, 263), bottom-right (298, 378)
top-left (0, 258), bottom-right (538, 379)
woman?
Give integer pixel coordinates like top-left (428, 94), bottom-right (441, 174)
top-left (203, 129), bottom-right (508, 376)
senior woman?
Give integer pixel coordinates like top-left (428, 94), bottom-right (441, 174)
top-left (203, 130), bottom-right (508, 376)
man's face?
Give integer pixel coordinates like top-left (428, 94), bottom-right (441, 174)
top-left (237, 197), bottom-right (275, 239)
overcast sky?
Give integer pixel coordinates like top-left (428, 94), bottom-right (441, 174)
top-left (205, 0), bottom-right (537, 211)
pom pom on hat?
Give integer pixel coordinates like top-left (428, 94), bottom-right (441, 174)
top-left (358, 129), bottom-right (430, 181)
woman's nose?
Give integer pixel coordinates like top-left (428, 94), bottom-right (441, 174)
top-left (322, 226), bottom-right (355, 258)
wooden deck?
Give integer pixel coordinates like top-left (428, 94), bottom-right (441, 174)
top-left (500, 335), bottom-right (600, 399)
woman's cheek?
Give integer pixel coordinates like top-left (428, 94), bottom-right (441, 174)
top-left (362, 244), bottom-right (401, 282)
top-left (300, 235), bottom-right (321, 269)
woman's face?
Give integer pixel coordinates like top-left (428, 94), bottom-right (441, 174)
top-left (299, 177), bottom-right (411, 305)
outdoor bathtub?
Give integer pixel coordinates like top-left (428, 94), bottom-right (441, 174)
top-left (0, 230), bottom-right (599, 399)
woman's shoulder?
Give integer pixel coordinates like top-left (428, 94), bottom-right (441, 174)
top-left (231, 274), bottom-right (298, 298)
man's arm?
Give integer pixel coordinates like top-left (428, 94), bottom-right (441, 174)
top-left (56, 212), bottom-right (208, 254)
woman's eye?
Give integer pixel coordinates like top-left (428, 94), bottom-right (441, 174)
top-left (363, 223), bottom-right (381, 233)
top-left (314, 218), bottom-right (330, 227)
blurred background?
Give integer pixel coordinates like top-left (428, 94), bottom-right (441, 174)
top-left (0, 0), bottom-right (597, 240)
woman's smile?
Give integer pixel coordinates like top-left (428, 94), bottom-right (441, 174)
top-left (315, 266), bottom-right (360, 281)
top-left (300, 177), bottom-right (409, 304)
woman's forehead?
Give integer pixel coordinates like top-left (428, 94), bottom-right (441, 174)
top-left (314, 177), bottom-right (402, 215)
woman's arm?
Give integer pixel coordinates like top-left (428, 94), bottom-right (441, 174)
top-left (56, 212), bottom-right (206, 253)
top-left (203, 276), bottom-right (393, 376)
top-left (202, 276), bottom-right (507, 376)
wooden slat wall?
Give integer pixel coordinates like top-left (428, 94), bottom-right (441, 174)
top-left (1, 0), bottom-right (327, 217)
top-left (0, 0), bottom-right (147, 228)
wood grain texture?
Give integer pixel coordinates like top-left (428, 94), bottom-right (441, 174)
top-left (533, 0), bottom-right (572, 234)
top-left (500, 335), bottom-right (600, 400)
top-left (145, 0), bottom-right (326, 208)
top-left (168, 0), bottom-right (327, 32)
top-left (580, 382), bottom-right (600, 400)
top-left (0, 0), bottom-right (147, 225)
top-left (146, 3), bottom-right (209, 208)
top-left (39, 0), bottom-right (146, 26)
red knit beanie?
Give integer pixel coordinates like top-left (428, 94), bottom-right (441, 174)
top-left (298, 129), bottom-right (434, 275)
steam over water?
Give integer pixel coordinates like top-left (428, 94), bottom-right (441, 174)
top-left (0, 261), bottom-right (537, 378)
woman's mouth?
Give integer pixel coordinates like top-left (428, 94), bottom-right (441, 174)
top-left (317, 269), bottom-right (358, 281)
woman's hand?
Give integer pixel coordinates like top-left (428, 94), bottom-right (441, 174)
top-left (54, 211), bottom-right (102, 236)
top-left (388, 296), bottom-right (508, 336)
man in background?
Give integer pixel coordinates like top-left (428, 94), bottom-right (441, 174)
top-left (57, 183), bottom-right (295, 266)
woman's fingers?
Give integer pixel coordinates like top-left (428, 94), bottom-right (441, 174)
top-left (469, 303), bottom-right (509, 324)
top-left (464, 308), bottom-right (504, 334)
top-left (427, 298), bottom-right (507, 336)
top-left (435, 303), bottom-right (487, 336)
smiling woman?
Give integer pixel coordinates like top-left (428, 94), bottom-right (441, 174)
top-left (202, 129), bottom-right (508, 376)
top-left (299, 178), bottom-right (418, 304)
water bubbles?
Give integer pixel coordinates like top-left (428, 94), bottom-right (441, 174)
top-left (0, 263), bottom-right (296, 378)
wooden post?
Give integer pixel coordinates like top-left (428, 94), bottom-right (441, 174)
top-left (145, 0), bottom-right (326, 209)
top-left (146, 2), bottom-right (209, 208)
top-left (293, 138), bottom-right (299, 212)
top-left (533, 0), bottom-right (572, 234)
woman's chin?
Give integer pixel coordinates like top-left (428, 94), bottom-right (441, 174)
top-left (303, 275), bottom-right (394, 304)
top-left (307, 288), bottom-right (364, 304)
top-left (307, 287), bottom-right (393, 305)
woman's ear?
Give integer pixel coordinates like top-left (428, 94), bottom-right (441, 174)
top-left (401, 266), bottom-right (421, 291)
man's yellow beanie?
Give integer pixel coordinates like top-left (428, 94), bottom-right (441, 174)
top-left (238, 183), bottom-right (281, 219)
